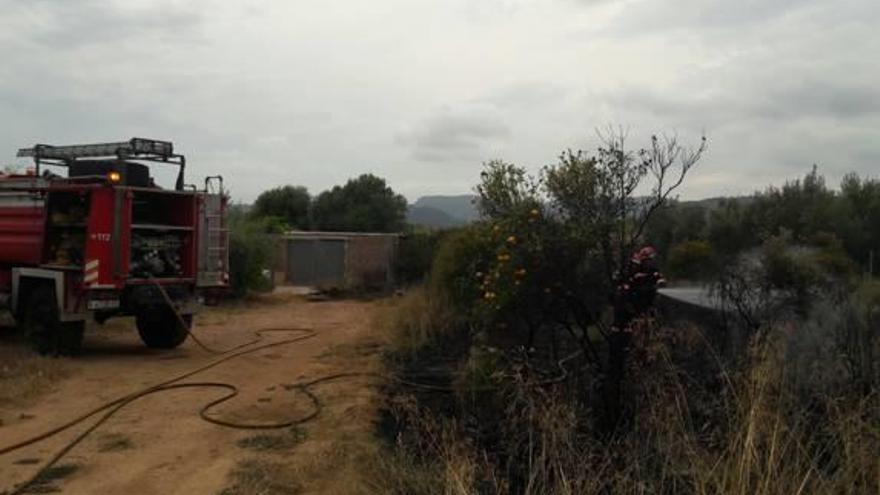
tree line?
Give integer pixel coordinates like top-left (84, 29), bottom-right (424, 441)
top-left (248, 173), bottom-right (408, 233)
top-left (228, 173), bottom-right (408, 297)
top-left (646, 165), bottom-right (879, 280)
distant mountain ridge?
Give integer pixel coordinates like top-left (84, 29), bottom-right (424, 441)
top-left (414, 195), bottom-right (479, 221)
top-left (407, 194), bottom-right (479, 228)
top-left (406, 205), bottom-right (463, 228)
top-left (404, 194), bottom-right (753, 228)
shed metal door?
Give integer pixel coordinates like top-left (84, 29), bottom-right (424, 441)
top-left (286, 239), bottom-right (346, 287)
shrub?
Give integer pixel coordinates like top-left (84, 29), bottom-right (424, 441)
top-left (786, 279), bottom-right (880, 396)
top-left (396, 229), bottom-right (449, 286)
top-left (666, 240), bottom-right (715, 280)
top-left (380, 287), bottom-right (463, 357)
top-left (228, 216), bottom-right (278, 298)
top-left (428, 227), bottom-right (493, 311)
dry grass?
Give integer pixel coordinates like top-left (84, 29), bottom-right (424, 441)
top-left (236, 427), bottom-right (307, 453)
top-left (286, 434), bottom-right (385, 494)
top-left (683, 357), bottom-right (879, 495)
top-left (375, 289), bottom-right (880, 495)
top-left (219, 459), bottom-right (302, 495)
top-left (0, 344), bottom-right (71, 408)
top-left (96, 432), bottom-right (134, 453)
top-left (20, 462), bottom-right (80, 494)
top-left (379, 352), bottom-right (879, 495)
top-left (223, 433), bottom-right (400, 495)
top-left (373, 287), bottom-right (461, 356)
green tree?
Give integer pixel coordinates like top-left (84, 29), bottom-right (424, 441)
top-left (666, 240), bottom-right (715, 280)
top-left (437, 131), bottom-right (705, 366)
top-left (228, 208), bottom-right (283, 298)
top-left (251, 185), bottom-right (311, 229)
top-left (644, 201), bottom-right (708, 256)
top-left (312, 174), bottom-right (407, 232)
top-left (748, 165), bottom-right (835, 243)
top-left (475, 160), bottom-right (538, 218)
top-left (707, 198), bottom-right (756, 256)
top-left (838, 173), bottom-right (880, 275)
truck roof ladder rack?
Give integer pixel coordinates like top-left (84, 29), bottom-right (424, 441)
top-left (17, 138), bottom-right (186, 191)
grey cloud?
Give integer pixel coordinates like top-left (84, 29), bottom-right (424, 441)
top-left (569, 0), bottom-right (619, 4)
top-left (601, 87), bottom-right (736, 131)
top-left (398, 110), bottom-right (511, 163)
top-left (758, 82), bottom-right (880, 120)
top-left (483, 82), bottom-right (570, 110)
top-left (605, 79), bottom-right (880, 128)
top-left (463, 0), bottom-right (531, 21)
top-left (15, 0), bottom-right (204, 48)
top-left (853, 147), bottom-right (880, 168)
top-left (599, 0), bottom-right (820, 33)
top-left (0, 0), bottom-right (878, 203)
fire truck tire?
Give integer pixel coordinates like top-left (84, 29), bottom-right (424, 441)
top-left (20, 286), bottom-right (84, 356)
top-left (136, 308), bottom-right (191, 349)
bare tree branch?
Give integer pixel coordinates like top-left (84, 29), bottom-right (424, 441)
top-left (630, 133), bottom-right (707, 245)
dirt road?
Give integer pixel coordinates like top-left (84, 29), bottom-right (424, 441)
top-left (0, 291), bottom-right (387, 494)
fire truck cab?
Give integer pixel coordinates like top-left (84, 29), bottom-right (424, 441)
top-left (0, 138), bottom-right (229, 354)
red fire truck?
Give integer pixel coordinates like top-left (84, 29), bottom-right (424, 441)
top-left (0, 138), bottom-right (228, 354)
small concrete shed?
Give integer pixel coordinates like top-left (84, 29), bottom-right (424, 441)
top-left (275, 231), bottom-right (399, 290)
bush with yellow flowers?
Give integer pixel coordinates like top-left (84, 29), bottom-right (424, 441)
top-left (442, 162), bottom-right (613, 351)
top-left (429, 133), bottom-right (705, 367)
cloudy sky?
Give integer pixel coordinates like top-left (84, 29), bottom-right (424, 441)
top-left (0, 0), bottom-right (877, 202)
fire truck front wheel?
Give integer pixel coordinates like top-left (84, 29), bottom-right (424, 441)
top-left (20, 285), bottom-right (84, 356)
top-left (136, 308), bottom-right (191, 349)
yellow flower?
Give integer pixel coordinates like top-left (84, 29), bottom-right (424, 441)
top-left (530, 208), bottom-right (540, 216)
top-left (506, 235), bottom-right (517, 245)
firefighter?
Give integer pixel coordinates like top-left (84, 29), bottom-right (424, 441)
top-left (612, 245), bottom-right (665, 333)
top-left (606, 245), bottom-right (666, 428)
